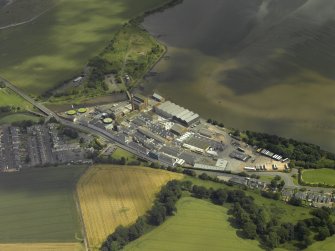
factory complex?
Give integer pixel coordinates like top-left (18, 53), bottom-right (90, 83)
top-left (63, 92), bottom-right (288, 173)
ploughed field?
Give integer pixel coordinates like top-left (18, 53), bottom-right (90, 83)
top-left (301, 168), bottom-right (335, 186)
top-left (143, 0), bottom-right (335, 152)
top-left (0, 0), bottom-right (168, 95)
top-left (123, 197), bottom-right (262, 251)
top-left (0, 166), bottom-right (86, 243)
top-left (76, 165), bottom-right (183, 250)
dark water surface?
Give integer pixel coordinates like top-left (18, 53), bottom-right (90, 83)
top-left (142, 0), bottom-right (335, 152)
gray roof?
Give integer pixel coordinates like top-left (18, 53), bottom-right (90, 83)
top-left (156, 101), bottom-right (199, 124)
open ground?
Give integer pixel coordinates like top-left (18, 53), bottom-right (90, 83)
top-left (123, 197), bottom-right (262, 251)
top-left (77, 165), bottom-right (183, 250)
top-left (0, 166), bottom-right (86, 243)
top-left (302, 168), bottom-right (335, 186)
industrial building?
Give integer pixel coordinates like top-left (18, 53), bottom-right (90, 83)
top-left (132, 94), bottom-right (148, 111)
top-left (154, 101), bottom-right (200, 127)
top-left (182, 135), bottom-right (211, 154)
top-left (170, 123), bottom-right (187, 136)
top-left (152, 93), bottom-right (165, 102)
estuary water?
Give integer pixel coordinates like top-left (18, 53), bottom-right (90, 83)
top-left (142, 0), bottom-right (335, 152)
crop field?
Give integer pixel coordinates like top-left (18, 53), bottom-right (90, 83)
top-left (302, 168), bottom-right (335, 186)
top-left (185, 177), bottom-right (310, 224)
top-left (124, 197), bottom-right (262, 251)
top-left (77, 165), bottom-right (183, 250)
top-left (0, 242), bottom-right (83, 251)
top-left (0, 0), bottom-right (168, 96)
top-left (0, 166), bottom-right (86, 243)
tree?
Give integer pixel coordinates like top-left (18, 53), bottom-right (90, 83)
top-left (148, 203), bottom-right (166, 226)
top-left (316, 226), bottom-right (330, 241)
top-left (243, 221), bottom-right (257, 239)
top-left (199, 173), bottom-right (210, 180)
top-left (288, 197), bottom-right (302, 207)
top-left (295, 221), bottom-right (310, 241)
top-left (128, 217), bottom-right (145, 241)
top-left (210, 189), bottom-right (228, 205)
top-left (164, 197), bottom-right (177, 216)
top-left (192, 185), bottom-right (210, 199)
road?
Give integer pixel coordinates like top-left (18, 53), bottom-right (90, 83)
top-left (254, 171), bottom-right (297, 188)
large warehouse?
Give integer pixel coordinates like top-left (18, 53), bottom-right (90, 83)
top-left (154, 101), bottom-right (200, 126)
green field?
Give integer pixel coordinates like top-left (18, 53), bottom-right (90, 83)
top-left (302, 168), bottom-right (335, 186)
top-left (185, 177), bottom-right (310, 223)
top-left (305, 236), bottom-right (335, 251)
top-left (124, 197), bottom-right (262, 251)
top-left (112, 148), bottom-right (137, 162)
top-left (0, 88), bottom-right (32, 109)
top-left (0, 113), bottom-right (41, 125)
top-left (0, 166), bottom-right (86, 243)
top-left (0, 0), bottom-right (168, 96)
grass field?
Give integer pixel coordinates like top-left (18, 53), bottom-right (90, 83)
top-left (0, 113), bottom-right (41, 125)
top-left (0, 166), bottom-right (86, 243)
top-left (77, 165), bottom-right (183, 250)
top-left (0, 242), bottom-right (83, 251)
top-left (0, 0), bottom-right (168, 96)
top-left (124, 197), bottom-right (262, 251)
top-left (185, 177), bottom-right (310, 224)
top-left (302, 168), bottom-right (335, 186)
top-left (305, 236), bottom-right (335, 251)
top-left (111, 148), bottom-right (137, 162)
top-left (0, 88), bottom-right (32, 109)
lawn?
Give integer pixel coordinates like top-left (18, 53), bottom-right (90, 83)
top-left (77, 165), bottom-right (183, 250)
top-left (0, 113), bottom-right (41, 125)
top-left (123, 197), bottom-right (262, 251)
top-left (302, 168), bottom-right (335, 186)
top-left (185, 177), bottom-right (310, 224)
top-left (0, 0), bottom-right (169, 96)
top-left (0, 166), bottom-right (86, 243)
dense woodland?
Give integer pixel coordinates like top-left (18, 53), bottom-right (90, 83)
top-left (101, 179), bottom-right (335, 251)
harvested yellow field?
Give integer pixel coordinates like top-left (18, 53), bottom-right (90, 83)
top-left (77, 165), bottom-right (183, 250)
top-left (0, 243), bottom-right (83, 251)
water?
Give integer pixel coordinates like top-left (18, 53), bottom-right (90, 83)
top-left (142, 0), bottom-right (335, 152)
